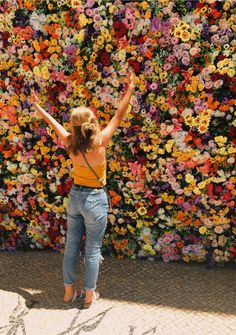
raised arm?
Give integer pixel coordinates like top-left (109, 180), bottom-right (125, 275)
top-left (101, 71), bottom-right (135, 146)
top-left (30, 89), bottom-right (70, 147)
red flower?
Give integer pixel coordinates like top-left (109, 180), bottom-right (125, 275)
top-left (113, 21), bottom-right (128, 39)
top-left (222, 192), bottom-right (231, 201)
top-left (228, 126), bottom-right (236, 145)
top-left (128, 59), bottom-right (141, 74)
top-left (229, 246), bottom-right (236, 253)
top-left (173, 66), bottom-right (181, 74)
top-left (1, 31), bottom-right (10, 48)
top-left (147, 205), bottom-right (159, 216)
top-left (206, 183), bottom-right (214, 198)
top-left (99, 51), bottom-right (111, 67)
top-left (215, 185), bottom-right (223, 194)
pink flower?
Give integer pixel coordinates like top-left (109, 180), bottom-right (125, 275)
top-left (59, 93), bottom-right (67, 104)
top-left (182, 57), bottom-right (190, 66)
top-left (214, 80), bottom-right (223, 88)
top-left (205, 81), bottom-right (213, 89)
top-left (164, 63), bottom-right (172, 71)
top-left (176, 189), bottom-right (184, 195)
top-left (149, 82), bottom-right (158, 90)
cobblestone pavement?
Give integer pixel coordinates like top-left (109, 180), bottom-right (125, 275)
top-left (0, 251), bottom-right (235, 335)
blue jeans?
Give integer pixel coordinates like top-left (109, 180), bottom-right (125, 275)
top-left (63, 184), bottom-right (108, 290)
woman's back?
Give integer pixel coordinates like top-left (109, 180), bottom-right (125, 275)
top-left (69, 145), bottom-right (107, 187)
top-left (69, 145), bottom-right (106, 167)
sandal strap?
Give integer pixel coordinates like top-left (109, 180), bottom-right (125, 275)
top-left (83, 291), bottom-right (100, 309)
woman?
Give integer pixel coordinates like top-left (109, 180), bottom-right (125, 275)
top-left (30, 71), bottom-right (135, 308)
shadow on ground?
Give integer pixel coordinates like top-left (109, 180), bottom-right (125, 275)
top-left (0, 250), bottom-right (235, 314)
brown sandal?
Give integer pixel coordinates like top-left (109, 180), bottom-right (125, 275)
top-left (83, 291), bottom-right (100, 309)
top-left (63, 290), bottom-right (85, 305)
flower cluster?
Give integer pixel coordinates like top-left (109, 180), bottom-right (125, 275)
top-left (0, 0), bottom-right (235, 265)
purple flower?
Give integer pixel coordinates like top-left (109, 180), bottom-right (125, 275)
top-left (65, 45), bottom-right (77, 56)
top-left (151, 17), bottom-right (162, 32)
top-left (181, 202), bottom-right (192, 211)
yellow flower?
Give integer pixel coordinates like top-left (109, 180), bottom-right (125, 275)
top-left (198, 82), bottom-right (204, 91)
top-left (228, 147), bottom-right (236, 154)
top-left (33, 40), bottom-right (40, 52)
top-left (198, 122), bottom-right (209, 134)
top-left (74, 29), bottom-right (85, 43)
top-left (214, 136), bottom-right (227, 146)
top-left (198, 181), bottom-right (206, 189)
top-left (136, 220), bottom-right (143, 229)
top-left (97, 35), bottom-right (105, 46)
top-left (159, 71), bottom-right (167, 80)
top-left (208, 64), bottom-right (216, 73)
top-left (185, 173), bottom-right (195, 183)
top-left (105, 44), bottom-right (113, 53)
top-left (173, 27), bottom-right (182, 38)
top-left (199, 226), bottom-right (207, 235)
top-left (137, 207), bottom-right (147, 216)
top-left (217, 147), bottom-right (227, 156)
top-left (193, 187), bottom-right (201, 194)
top-left (71, 0), bottom-right (82, 8)
top-left (79, 13), bottom-right (88, 28)
top-left (181, 30), bottom-right (190, 42)
top-left (127, 224), bottom-right (136, 235)
top-left (228, 69), bottom-right (235, 78)
top-left (108, 4), bottom-right (116, 14)
top-left (147, 93), bottom-right (156, 102)
top-left (156, 96), bottom-right (165, 104)
top-left (40, 146), bottom-right (50, 155)
top-left (33, 66), bottom-right (41, 76)
top-left (109, 160), bottom-right (121, 172)
top-left (165, 139), bottom-right (175, 153)
top-left (223, 2), bottom-right (231, 10)
top-left (90, 97), bottom-right (100, 108)
top-left (41, 66), bottom-right (50, 80)
top-left (158, 148), bottom-right (164, 155)
top-left (160, 103), bottom-right (169, 112)
top-left (48, 3), bottom-right (54, 10)
top-left (183, 255), bottom-right (190, 262)
top-left (141, 1), bottom-right (148, 10)
top-left (30, 168), bottom-right (38, 176)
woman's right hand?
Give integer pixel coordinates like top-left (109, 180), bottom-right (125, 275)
top-left (29, 88), bottom-right (40, 105)
top-left (127, 70), bottom-right (135, 92)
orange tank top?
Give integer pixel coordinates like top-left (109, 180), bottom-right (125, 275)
top-left (71, 161), bottom-right (106, 187)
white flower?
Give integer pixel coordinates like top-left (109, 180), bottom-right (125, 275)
top-left (227, 157), bottom-right (235, 164)
top-left (30, 12), bottom-right (47, 32)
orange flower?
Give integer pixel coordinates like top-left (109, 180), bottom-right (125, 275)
top-left (185, 159), bottom-right (197, 169)
top-left (1, 106), bottom-right (18, 124)
top-left (191, 205), bottom-right (197, 212)
top-left (44, 24), bottom-right (60, 39)
top-left (184, 219), bottom-right (192, 226)
top-left (195, 219), bottom-right (201, 227)
top-left (177, 211), bottom-right (185, 220)
top-left (193, 138), bottom-right (202, 146)
top-left (82, 88), bottom-right (91, 99)
top-left (219, 104), bottom-right (229, 112)
top-left (176, 241), bottom-right (184, 248)
top-left (109, 190), bottom-right (122, 205)
top-left (184, 134), bottom-right (193, 142)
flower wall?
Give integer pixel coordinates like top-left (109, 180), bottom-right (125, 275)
top-left (0, 0), bottom-right (236, 265)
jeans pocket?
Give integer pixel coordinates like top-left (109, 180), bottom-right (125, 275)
top-left (86, 190), bottom-right (108, 209)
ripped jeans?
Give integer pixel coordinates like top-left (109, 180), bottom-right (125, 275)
top-left (63, 184), bottom-right (108, 290)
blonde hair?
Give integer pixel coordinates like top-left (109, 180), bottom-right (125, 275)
top-left (68, 107), bottom-right (100, 154)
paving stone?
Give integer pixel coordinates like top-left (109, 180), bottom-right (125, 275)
top-left (0, 251), bottom-right (235, 335)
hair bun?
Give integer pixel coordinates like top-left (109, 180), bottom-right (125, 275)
top-left (81, 122), bottom-right (94, 138)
